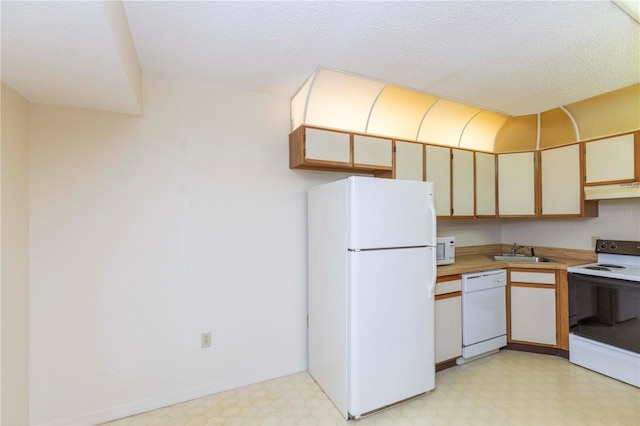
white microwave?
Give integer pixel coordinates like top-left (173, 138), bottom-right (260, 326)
top-left (436, 236), bottom-right (455, 265)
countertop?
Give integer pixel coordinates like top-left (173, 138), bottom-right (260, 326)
top-left (436, 253), bottom-right (592, 277)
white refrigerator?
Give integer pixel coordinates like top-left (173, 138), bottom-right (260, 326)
top-left (308, 176), bottom-right (437, 420)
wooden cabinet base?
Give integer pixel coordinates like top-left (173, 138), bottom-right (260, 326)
top-left (506, 343), bottom-right (569, 359)
top-left (436, 358), bottom-right (459, 372)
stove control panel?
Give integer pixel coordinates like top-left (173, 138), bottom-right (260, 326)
top-left (595, 239), bottom-right (640, 256)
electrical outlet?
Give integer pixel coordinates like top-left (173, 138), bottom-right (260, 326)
top-left (201, 332), bottom-right (212, 349)
top-left (591, 236), bottom-right (600, 247)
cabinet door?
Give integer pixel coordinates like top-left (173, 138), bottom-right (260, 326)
top-left (305, 128), bottom-right (351, 164)
top-left (585, 134), bottom-right (636, 184)
top-left (541, 144), bottom-right (581, 215)
top-left (510, 286), bottom-right (556, 345)
top-left (498, 152), bottom-right (536, 216)
top-left (425, 145), bottom-right (451, 217)
top-left (452, 149), bottom-right (474, 217)
top-left (475, 152), bottom-right (496, 216)
top-left (353, 135), bottom-right (392, 168)
top-left (435, 296), bottom-right (462, 363)
top-left (395, 141), bottom-right (424, 181)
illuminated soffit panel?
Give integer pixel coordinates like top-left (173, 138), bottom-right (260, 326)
top-left (304, 68), bottom-right (385, 133)
top-left (459, 110), bottom-right (510, 152)
top-left (418, 99), bottom-right (481, 146)
top-left (366, 85), bottom-right (439, 141)
top-left (291, 72), bottom-right (314, 131)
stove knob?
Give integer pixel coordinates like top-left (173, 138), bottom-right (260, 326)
top-left (610, 243), bottom-right (617, 250)
top-left (599, 242), bottom-right (608, 249)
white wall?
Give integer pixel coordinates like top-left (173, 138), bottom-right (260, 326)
top-left (23, 71), bottom-right (640, 424)
top-left (1, 83), bottom-right (30, 425)
top-left (29, 75), bottom-right (347, 425)
top-left (437, 219), bottom-right (501, 247)
top-left (439, 198), bottom-right (640, 251)
top-left (501, 198), bottom-right (640, 250)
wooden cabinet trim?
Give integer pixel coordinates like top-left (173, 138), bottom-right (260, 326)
top-left (534, 150), bottom-right (541, 216)
top-left (509, 267), bottom-right (558, 274)
top-left (556, 271), bottom-right (569, 350)
top-left (435, 291), bottom-right (462, 300)
top-left (510, 282), bottom-right (556, 289)
top-left (635, 130), bottom-right (640, 181)
top-left (508, 340), bottom-right (557, 349)
top-left (436, 274), bottom-right (462, 282)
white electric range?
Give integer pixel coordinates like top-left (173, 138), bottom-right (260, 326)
top-left (567, 239), bottom-right (640, 387)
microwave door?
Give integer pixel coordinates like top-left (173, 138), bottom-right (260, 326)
top-left (436, 243), bottom-right (445, 261)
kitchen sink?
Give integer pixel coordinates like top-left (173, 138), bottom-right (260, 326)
top-left (492, 254), bottom-right (557, 263)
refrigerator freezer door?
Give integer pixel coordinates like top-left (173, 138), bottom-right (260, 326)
top-left (348, 177), bottom-right (435, 250)
top-left (349, 247), bottom-right (435, 418)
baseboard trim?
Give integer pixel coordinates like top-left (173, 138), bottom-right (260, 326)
top-left (435, 358), bottom-right (458, 372)
top-left (44, 362), bottom-right (308, 426)
top-left (506, 343), bottom-right (569, 359)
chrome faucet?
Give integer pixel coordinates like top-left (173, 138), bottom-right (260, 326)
top-left (511, 243), bottom-right (525, 255)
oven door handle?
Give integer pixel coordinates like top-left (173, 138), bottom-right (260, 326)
top-left (568, 272), bottom-right (640, 290)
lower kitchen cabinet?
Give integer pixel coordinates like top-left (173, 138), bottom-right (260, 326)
top-left (435, 275), bottom-right (462, 364)
top-left (508, 270), bottom-right (557, 346)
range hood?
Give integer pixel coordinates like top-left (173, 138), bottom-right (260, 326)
top-left (584, 182), bottom-right (640, 200)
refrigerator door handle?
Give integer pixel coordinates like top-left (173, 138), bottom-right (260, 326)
top-left (429, 267), bottom-right (436, 300)
top-left (426, 196), bottom-right (437, 247)
top-left (428, 247), bottom-right (436, 300)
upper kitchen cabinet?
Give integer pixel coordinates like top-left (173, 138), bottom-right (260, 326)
top-left (394, 141), bottom-right (424, 181)
top-left (353, 135), bottom-right (393, 170)
top-left (584, 132), bottom-right (639, 185)
top-left (540, 143), bottom-right (597, 217)
top-left (289, 126), bottom-right (392, 177)
top-left (425, 145), bottom-right (452, 217)
top-left (498, 151), bottom-right (536, 216)
top-left (451, 149), bottom-right (475, 217)
top-left (475, 152), bottom-right (497, 217)
top-left (290, 126), bottom-right (350, 167)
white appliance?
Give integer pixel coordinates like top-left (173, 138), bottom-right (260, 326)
top-left (567, 239), bottom-right (640, 388)
top-left (457, 269), bottom-right (507, 365)
top-left (308, 176), bottom-right (437, 420)
top-left (436, 236), bottom-right (456, 265)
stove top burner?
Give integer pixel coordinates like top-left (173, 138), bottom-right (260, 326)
top-left (585, 266), bottom-right (613, 271)
top-left (582, 264), bottom-right (627, 272)
top-left (567, 241), bottom-right (640, 282)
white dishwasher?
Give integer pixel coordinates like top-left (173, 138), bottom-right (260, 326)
top-left (457, 269), bottom-right (507, 365)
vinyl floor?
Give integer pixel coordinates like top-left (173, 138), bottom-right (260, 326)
top-left (102, 350), bottom-right (640, 425)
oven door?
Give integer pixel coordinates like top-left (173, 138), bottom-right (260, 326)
top-left (568, 272), bottom-right (640, 354)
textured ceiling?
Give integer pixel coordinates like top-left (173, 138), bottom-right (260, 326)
top-left (1, 1), bottom-right (143, 115)
top-left (2, 1), bottom-right (639, 116)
